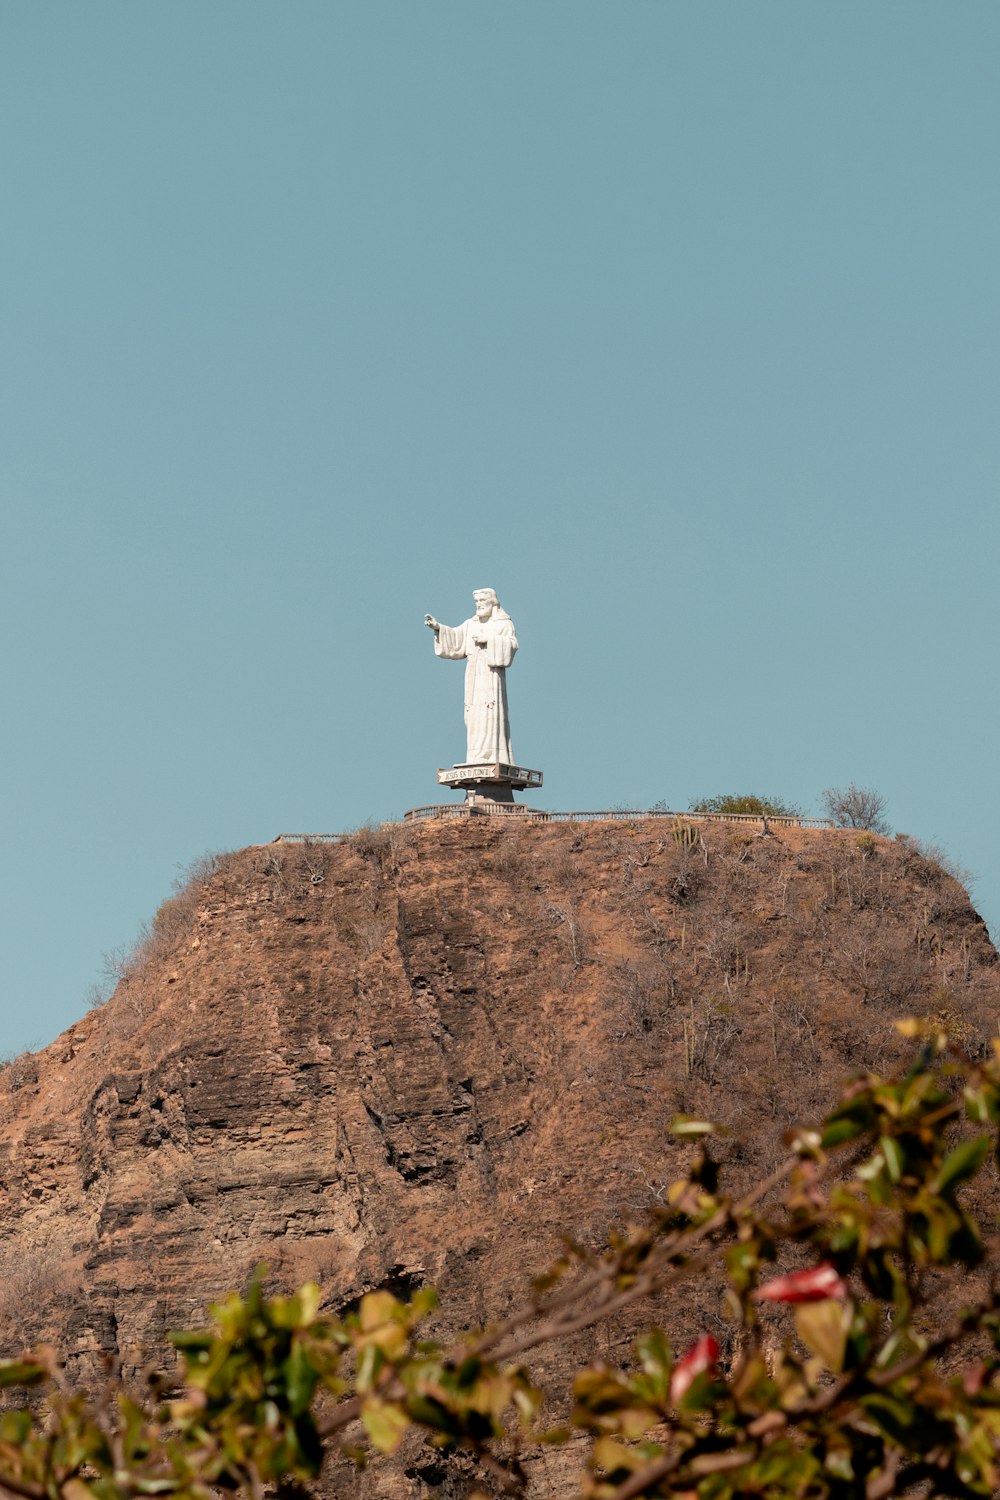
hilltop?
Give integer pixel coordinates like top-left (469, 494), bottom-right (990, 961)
top-left (0, 817), bottom-right (996, 1495)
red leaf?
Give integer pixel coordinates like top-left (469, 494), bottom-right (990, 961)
top-left (755, 1263), bottom-right (846, 1304)
top-left (670, 1334), bottom-right (719, 1402)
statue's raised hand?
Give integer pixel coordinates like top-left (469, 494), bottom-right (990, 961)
top-left (424, 614), bottom-right (440, 631)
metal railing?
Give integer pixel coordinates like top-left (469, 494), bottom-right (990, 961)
top-left (271, 832), bottom-right (352, 843)
top-left (271, 809), bottom-right (836, 841)
top-left (400, 805), bottom-right (834, 830)
top-left (403, 802), bottom-right (539, 822)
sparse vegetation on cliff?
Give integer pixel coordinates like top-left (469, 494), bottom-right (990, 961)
top-left (88, 852), bottom-right (232, 1018)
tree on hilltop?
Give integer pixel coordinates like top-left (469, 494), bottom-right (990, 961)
top-left (822, 784), bottom-right (891, 834)
top-left (689, 793), bottom-right (803, 819)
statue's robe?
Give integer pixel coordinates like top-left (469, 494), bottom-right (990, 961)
top-left (434, 613), bottom-right (518, 764)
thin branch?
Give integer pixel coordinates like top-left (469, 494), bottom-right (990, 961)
top-left (244, 1460), bottom-right (265, 1500)
top-left (0, 1476), bottom-right (46, 1500)
top-left (316, 1395), bottom-right (361, 1438)
top-left (606, 1449), bottom-right (681, 1500)
top-left (865, 1450), bottom-right (902, 1500)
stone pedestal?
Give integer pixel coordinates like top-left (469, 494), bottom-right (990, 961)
top-left (437, 762), bottom-right (543, 807)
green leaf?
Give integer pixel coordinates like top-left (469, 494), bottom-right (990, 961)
top-left (283, 1342), bottom-right (317, 1415)
top-left (933, 1136), bottom-right (990, 1195)
top-left (573, 1368), bottom-right (632, 1414)
top-left (168, 1331), bottom-right (214, 1352)
top-left (360, 1396), bottom-right (410, 1454)
top-left (592, 1436), bottom-right (644, 1476)
top-left (668, 1115), bottom-right (716, 1137)
top-left (403, 1393), bottom-right (460, 1435)
top-left (880, 1135), bottom-right (904, 1183)
top-left (297, 1281), bottom-right (322, 1325)
top-left (0, 1410), bottom-right (33, 1442)
top-left (359, 1290), bottom-right (401, 1331)
top-left (964, 1086), bottom-right (993, 1124)
top-left (634, 1329), bottom-right (672, 1400)
top-left (408, 1286), bottom-right (439, 1321)
top-left (355, 1342), bottom-right (382, 1393)
top-left (725, 1240), bottom-right (760, 1292)
top-left (821, 1114), bottom-right (868, 1148)
top-left (860, 1393), bottom-right (919, 1448)
top-left (795, 1301), bottom-right (850, 1374)
top-left (0, 1358), bottom-right (46, 1387)
top-left (824, 1444), bottom-right (854, 1482)
top-left (292, 1410), bottom-right (324, 1474)
top-left (453, 1355), bottom-right (483, 1390)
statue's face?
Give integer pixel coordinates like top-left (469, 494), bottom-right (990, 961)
top-left (473, 590), bottom-right (495, 620)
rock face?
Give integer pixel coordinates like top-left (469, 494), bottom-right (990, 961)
top-left (0, 818), bottom-right (997, 1494)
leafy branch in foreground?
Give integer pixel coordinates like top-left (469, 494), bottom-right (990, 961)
top-left (4, 1020), bottom-right (1000, 1497)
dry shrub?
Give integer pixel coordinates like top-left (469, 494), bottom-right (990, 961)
top-left (348, 822), bottom-right (398, 871)
top-left (297, 840), bottom-right (332, 886)
top-left (90, 852), bottom-right (230, 1022)
top-left (835, 857), bottom-right (888, 913)
top-left (257, 848), bottom-right (285, 878)
top-left (821, 784), bottom-right (890, 834)
top-left (922, 987), bottom-right (985, 1057)
top-left (138, 852), bottom-right (226, 966)
top-left (545, 848), bottom-right (579, 888)
top-left (889, 838), bottom-right (976, 927)
top-left (546, 901), bottom-right (586, 973)
top-left (605, 959), bottom-right (668, 1038)
top-left (763, 980), bottom-right (819, 1063)
top-left (268, 842), bottom-right (339, 898)
top-left (681, 998), bottom-right (742, 1086)
top-left (700, 914), bottom-right (758, 977)
top-left (352, 913), bottom-right (393, 958)
top-left (491, 828), bottom-right (530, 882)
top-left (0, 1051), bottom-right (39, 1093)
top-left (0, 1228), bottom-right (75, 1334)
top-left (332, 879), bottom-right (394, 955)
top-left (722, 828), bottom-right (757, 862)
top-left (832, 913), bottom-right (928, 1006)
top-left (660, 835), bottom-right (706, 903)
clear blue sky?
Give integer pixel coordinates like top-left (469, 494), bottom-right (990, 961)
top-left (2, 2), bottom-right (998, 1058)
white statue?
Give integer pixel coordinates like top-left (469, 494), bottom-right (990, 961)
top-left (425, 588), bottom-right (518, 764)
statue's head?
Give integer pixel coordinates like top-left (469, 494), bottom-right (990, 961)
top-left (473, 587), bottom-right (498, 620)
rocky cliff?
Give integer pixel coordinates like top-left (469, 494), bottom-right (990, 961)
top-left (0, 817), bottom-right (996, 1495)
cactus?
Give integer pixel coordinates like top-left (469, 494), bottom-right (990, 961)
top-left (683, 999), bottom-right (697, 1076)
top-left (672, 820), bottom-right (699, 852)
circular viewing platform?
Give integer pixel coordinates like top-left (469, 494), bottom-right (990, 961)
top-left (437, 762), bottom-right (543, 792)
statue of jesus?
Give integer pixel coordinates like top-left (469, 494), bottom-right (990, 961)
top-left (424, 588), bottom-right (518, 764)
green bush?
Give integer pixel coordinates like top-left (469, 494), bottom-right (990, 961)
top-left (689, 793), bottom-right (803, 818)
